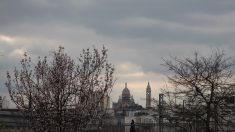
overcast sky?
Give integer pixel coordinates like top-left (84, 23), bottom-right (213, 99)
top-left (1, 0), bottom-right (235, 108)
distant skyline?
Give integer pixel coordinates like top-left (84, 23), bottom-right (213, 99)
top-left (1, 0), bottom-right (235, 107)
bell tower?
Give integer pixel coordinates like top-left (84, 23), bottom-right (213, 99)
top-left (146, 82), bottom-right (151, 108)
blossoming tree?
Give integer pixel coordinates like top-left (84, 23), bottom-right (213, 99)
top-left (6, 46), bottom-right (114, 132)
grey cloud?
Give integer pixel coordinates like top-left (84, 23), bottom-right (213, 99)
top-left (1, 0), bottom-right (235, 46)
top-left (1, 0), bottom-right (235, 104)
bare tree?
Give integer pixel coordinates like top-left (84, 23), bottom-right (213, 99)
top-left (163, 50), bottom-right (235, 132)
top-left (5, 46), bottom-right (114, 132)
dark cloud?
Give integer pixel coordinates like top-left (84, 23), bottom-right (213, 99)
top-left (1, 0), bottom-right (235, 107)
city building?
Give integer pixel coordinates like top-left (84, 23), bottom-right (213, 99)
top-left (146, 82), bottom-right (151, 109)
top-left (99, 93), bottom-right (111, 110)
top-left (112, 83), bottom-right (143, 116)
top-left (0, 96), bottom-right (9, 110)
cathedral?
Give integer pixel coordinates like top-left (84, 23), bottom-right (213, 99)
top-left (112, 82), bottom-right (152, 113)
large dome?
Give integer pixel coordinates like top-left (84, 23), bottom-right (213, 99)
top-left (122, 83), bottom-right (130, 102)
top-left (122, 87), bottom-right (130, 97)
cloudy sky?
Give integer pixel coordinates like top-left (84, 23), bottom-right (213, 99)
top-left (1, 0), bottom-right (235, 108)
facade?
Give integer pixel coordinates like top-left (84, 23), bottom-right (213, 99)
top-left (99, 94), bottom-right (110, 110)
top-left (146, 82), bottom-right (151, 108)
top-left (0, 96), bottom-right (8, 110)
top-left (91, 91), bottom-right (111, 111)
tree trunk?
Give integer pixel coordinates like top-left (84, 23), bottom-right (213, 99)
top-left (206, 104), bottom-right (211, 132)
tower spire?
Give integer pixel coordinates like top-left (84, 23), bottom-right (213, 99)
top-left (146, 82), bottom-right (151, 108)
top-left (125, 82), bottom-right (127, 88)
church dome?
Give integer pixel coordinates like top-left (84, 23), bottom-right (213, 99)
top-left (122, 83), bottom-right (130, 102)
top-left (122, 87), bottom-right (130, 97)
